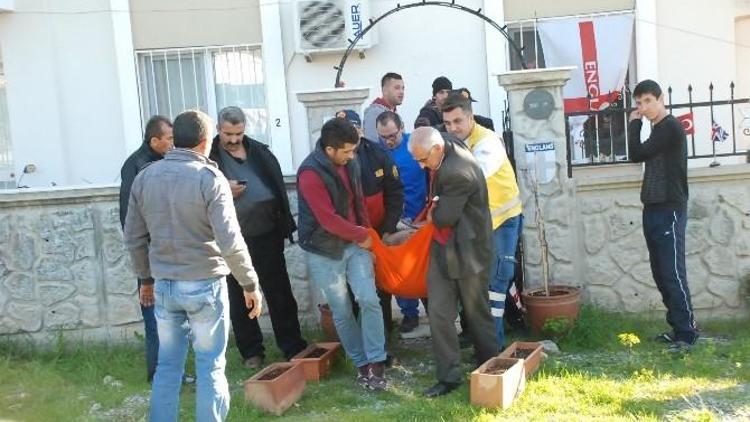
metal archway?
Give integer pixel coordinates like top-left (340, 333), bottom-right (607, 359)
top-left (333, 0), bottom-right (527, 87)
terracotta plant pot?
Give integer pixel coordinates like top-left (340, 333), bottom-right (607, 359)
top-left (470, 357), bottom-right (526, 409)
top-left (317, 304), bottom-right (339, 341)
top-left (499, 341), bottom-right (544, 378)
top-left (290, 342), bottom-right (341, 381)
top-left (521, 285), bottom-right (582, 334)
top-left (244, 362), bottom-right (306, 416)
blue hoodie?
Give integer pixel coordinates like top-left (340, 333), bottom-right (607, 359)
top-left (385, 133), bottom-right (427, 220)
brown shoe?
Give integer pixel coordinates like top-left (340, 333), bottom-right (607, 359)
top-left (367, 362), bottom-right (387, 391)
top-left (356, 364), bottom-right (370, 388)
top-left (242, 355), bottom-right (264, 369)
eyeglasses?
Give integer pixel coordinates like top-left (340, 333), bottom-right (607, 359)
top-left (378, 130), bottom-right (401, 142)
top-left (414, 146), bottom-right (435, 164)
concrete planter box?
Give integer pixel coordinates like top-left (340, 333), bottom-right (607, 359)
top-left (244, 362), bottom-right (306, 415)
top-left (470, 357), bottom-right (525, 409)
top-left (290, 342), bottom-right (341, 381)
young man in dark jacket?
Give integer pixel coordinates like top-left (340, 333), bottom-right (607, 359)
top-left (297, 118), bottom-right (387, 391)
top-left (629, 79), bottom-right (698, 353)
top-left (118, 114), bottom-right (173, 382)
top-left (414, 76), bottom-right (453, 129)
top-left (208, 106), bottom-right (307, 368)
top-left (337, 109), bottom-right (404, 335)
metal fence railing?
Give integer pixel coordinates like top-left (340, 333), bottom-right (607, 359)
top-left (565, 82), bottom-right (750, 177)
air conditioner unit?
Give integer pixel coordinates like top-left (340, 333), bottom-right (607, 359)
top-left (294, 0), bottom-right (378, 56)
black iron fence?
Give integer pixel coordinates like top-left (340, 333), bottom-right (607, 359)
top-left (564, 82), bottom-right (750, 177)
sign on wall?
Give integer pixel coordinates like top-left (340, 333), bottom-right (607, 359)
top-left (525, 141), bottom-right (556, 184)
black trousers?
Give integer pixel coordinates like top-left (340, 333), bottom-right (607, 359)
top-left (643, 209), bottom-right (698, 343)
top-left (227, 229), bottom-right (307, 360)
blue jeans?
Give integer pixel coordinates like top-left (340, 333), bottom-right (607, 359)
top-left (395, 297), bottom-right (419, 318)
top-left (307, 245), bottom-right (386, 368)
top-left (150, 278), bottom-right (230, 422)
top-left (138, 279), bottom-right (159, 382)
top-left (489, 214), bottom-right (523, 349)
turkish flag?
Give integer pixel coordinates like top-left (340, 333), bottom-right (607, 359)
top-left (676, 112), bottom-right (695, 135)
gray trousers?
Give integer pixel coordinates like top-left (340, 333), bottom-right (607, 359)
top-left (427, 257), bottom-right (498, 384)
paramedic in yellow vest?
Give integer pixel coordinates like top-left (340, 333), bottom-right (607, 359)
top-left (441, 91), bottom-right (522, 350)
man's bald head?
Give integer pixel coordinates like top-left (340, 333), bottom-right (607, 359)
top-left (409, 127), bottom-right (444, 152)
top-left (409, 127), bottom-right (445, 170)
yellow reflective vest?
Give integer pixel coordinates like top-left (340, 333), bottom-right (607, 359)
top-left (464, 123), bottom-right (522, 230)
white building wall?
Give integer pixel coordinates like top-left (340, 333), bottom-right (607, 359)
top-left (280, 0), bottom-right (494, 168)
top-left (0, 0), bottom-right (140, 188)
top-left (735, 15), bottom-right (750, 99)
top-left (654, 0), bottom-right (742, 164)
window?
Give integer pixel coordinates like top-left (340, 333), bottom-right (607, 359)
top-left (135, 45), bottom-right (268, 143)
top-left (0, 47), bottom-right (13, 188)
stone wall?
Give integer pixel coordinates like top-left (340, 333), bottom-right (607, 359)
top-left (515, 160), bottom-right (750, 319)
top-left (568, 165), bottom-right (750, 318)
top-left (1, 163), bottom-right (748, 344)
top-left (0, 185), bottom-right (319, 343)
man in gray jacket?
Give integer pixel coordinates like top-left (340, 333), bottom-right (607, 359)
top-left (363, 72), bottom-right (404, 141)
top-left (408, 127), bottom-right (497, 398)
top-left (124, 110), bottom-right (262, 422)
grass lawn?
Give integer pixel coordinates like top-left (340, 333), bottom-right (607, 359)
top-left (1, 306), bottom-right (749, 421)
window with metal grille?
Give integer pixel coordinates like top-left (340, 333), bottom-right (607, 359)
top-left (135, 45), bottom-right (268, 144)
top-left (0, 47), bottom-right (13, 188)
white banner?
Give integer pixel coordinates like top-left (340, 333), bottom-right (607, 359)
top-left (538, 13), bottom-right (635, 113)
top-left (538, 13), bottom-right (635, 162)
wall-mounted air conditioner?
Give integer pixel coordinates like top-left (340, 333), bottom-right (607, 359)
top-left (294, 0), bottom-right (378, 56)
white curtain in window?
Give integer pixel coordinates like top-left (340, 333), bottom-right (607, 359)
top-left (212, 49), bottom-right (268, 143)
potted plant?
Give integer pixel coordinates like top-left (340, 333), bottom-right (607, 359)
top-left (520, 161), bottom-right (581, 334)
top-left (290, 342), bottom-right (341, 381)
top-left (498, 341), bottom-right (544, 378)
top-left (244, 362), bottom-right (306, 416)
top-left (470, 357), bottom-right (526, 409)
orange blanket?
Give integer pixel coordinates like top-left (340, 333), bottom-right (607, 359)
top-left (368, 224), bottom-right (434, 299)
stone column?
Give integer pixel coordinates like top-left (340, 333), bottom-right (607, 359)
top-left (296, 88), bottom-right (370, 151)
top-left (293, 87), bottom-right (370, 317)
top-left (497, 67), bottom-right (579, 290)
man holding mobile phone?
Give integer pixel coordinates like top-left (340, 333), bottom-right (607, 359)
top-left (209, 106), bottom-right (307, 369)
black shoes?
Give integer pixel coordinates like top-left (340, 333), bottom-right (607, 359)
top-left (424, 381), bottom-right (461, 398)
top-left (666, 339), bottom-right (698, 354)
top-left (652, 332), bottom-right (675, 343)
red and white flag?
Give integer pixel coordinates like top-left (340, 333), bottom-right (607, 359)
top-left (538, 13), bottom-right (634, 162)
top-left (538, 13), bottom-right (635, 113)
top-left (676, 112), bottom-right (695, 135)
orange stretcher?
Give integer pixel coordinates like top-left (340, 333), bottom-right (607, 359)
top-left (368, 223), bottom-right (434, 299)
